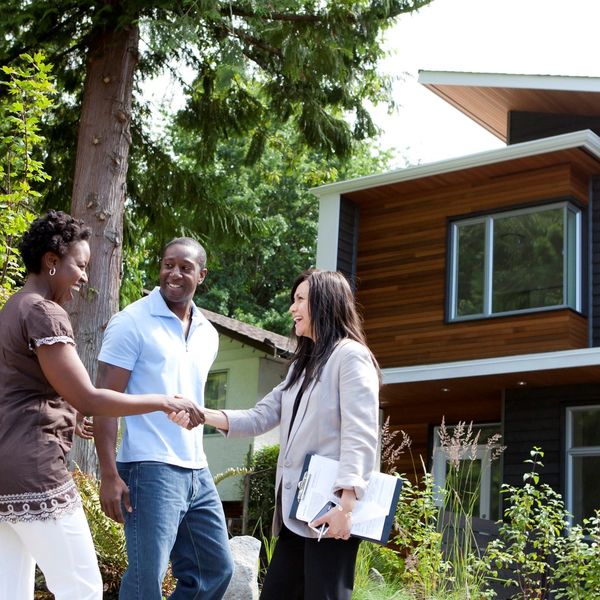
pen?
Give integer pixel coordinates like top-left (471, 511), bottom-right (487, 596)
top-left (317, 522), bottom-right (326, 542)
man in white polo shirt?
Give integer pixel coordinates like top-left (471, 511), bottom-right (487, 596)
top-left (94, 237), bottom-right (234, 600)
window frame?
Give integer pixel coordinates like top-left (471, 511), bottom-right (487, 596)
top-left (448, 200), bottom-right (582, 322)
top-left (565, 405), bottom-right (600, 526)
top-left (203, 369), bottom-right (228, 436)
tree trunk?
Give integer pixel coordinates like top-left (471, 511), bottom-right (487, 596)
top-left (69, 20), bottom-right (139, 475)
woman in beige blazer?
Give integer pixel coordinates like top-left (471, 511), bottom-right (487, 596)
top-left (199, 269), bottom-right (380, 600)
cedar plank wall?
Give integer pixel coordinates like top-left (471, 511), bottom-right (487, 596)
top-left (350, 163), bottom-right (589, 370)
top-left (342, 159), bottom-right (596, 479)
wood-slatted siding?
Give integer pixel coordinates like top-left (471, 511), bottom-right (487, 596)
top-left (349, 163), bottom-right (591, 369)
top-left (381, 389), bottom-right (501, 482)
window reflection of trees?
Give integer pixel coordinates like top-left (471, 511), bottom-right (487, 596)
top-left (493, 209), bottom-right (564, 312)
top-left (456, 222), bottom-right (485, 316)
top-left (453, 205), bottom-right (576, 318)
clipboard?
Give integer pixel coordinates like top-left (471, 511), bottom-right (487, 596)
top-left (290, 453), bottom-right (402, 545)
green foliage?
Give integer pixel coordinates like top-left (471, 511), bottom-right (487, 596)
top-left (553, 512), bottom-right (600, 599)
top-left (0, 0), bottom-right (417, 325)
top-left (484, 448), bottom-right (563, 598)
top-left (385, 422), bottom-right (506, 599)
top-left (478, 449), bottom-right (600, 600)
top-left (243, 443), bottom-right (280, 536)
top-left (393, 470), bottom-right (452, 596)
top-left (73, 469), bottom-right (177, 599)
top-left (73, 469), bottom-right (127, 598)
top-left (119, 115), bottom-right (394, 329)
top-left (0, 52), bottom-right (54, 306)
top-left (353, 541), bottom-right (405, 599)
top-left (178, 124), bottom-right (394, 333)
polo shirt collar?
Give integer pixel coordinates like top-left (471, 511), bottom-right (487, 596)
top-left (147, 287), bottom-right (204, 323)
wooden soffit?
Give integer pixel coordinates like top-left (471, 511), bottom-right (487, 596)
top-left (381, 348), bottom-right (600, 408)
top-left (418, 71), bottom-right (600, 143)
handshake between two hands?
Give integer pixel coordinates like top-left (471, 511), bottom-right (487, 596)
top-left (168, 395), bottom-right (206, 430)
top-left (73, 397), bottom-right (207, 441)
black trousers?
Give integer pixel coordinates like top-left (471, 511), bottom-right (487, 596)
top-left (260, 524), bottom-right (361, 600)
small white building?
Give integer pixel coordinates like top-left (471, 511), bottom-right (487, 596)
top-left (201, 308), bottom-right (293, 510)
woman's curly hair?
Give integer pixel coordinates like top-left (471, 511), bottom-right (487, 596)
top-left (19, 210), bottom-right (92, 274)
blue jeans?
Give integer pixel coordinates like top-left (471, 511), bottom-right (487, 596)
top-left (117, 462), bottom-right (234, 600)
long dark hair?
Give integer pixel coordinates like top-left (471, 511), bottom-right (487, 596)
top-left (284, 269), bottom-right (380, 391)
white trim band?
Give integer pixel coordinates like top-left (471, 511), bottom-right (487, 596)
top-left (382, 347), bottom-right (600, 385)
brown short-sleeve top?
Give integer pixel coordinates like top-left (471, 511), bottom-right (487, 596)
top-left (0, 291), bottom-right (80, 522)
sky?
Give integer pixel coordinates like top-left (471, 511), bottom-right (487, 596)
top-left (376, 0), bottom-right (600, 167)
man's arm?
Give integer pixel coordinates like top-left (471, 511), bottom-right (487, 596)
top-left (94, 360), bottom-right (132, 523)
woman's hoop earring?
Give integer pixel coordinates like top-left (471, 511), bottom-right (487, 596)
top-left (49, 267), bottom-right (56, 277)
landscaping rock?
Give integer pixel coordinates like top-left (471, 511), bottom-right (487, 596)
top-left (223, 535), bottom-right (261, 600)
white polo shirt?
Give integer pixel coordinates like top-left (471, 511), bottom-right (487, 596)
top-left (98, 287), bottom-right (218, 469)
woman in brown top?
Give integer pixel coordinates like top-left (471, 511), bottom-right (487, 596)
top-left (0, 210), bottom-right (203, 600)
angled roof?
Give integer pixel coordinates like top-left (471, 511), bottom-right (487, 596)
top-left (311, 129), bottom-right (600, 198)
top-left (200, 307), bottom-right (294, 358)
top-left (418, 70), bottom-right (600, 142)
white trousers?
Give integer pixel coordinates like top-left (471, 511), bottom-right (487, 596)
top-left (0, 506), bottom-right (103, 600)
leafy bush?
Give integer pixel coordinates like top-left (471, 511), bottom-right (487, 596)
top-left (73, 469), bottom-right (176, 599)
top-left (73, 469), bottom-right (127, 598)
top-left (482, 448), bottom-right (600, 600)
top-left (553, 512), bottom-right (600, 599)
top-left (0, 52), bottom-right (54, 307)
top-left (243, 443), bottom-right (280, 536)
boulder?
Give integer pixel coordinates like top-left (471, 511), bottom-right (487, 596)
top-left (223, 535), bottom-right (261, 600)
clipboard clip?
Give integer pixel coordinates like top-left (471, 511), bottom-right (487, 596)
top-left (297, 472), bottom-right (311, 503)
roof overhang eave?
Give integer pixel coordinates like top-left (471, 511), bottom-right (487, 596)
top-left (310, 129), bottom-right (600, 199)
top-left (382, 347), bottom-right (600, 385)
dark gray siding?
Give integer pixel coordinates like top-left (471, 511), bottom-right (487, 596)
top-left (592, 177), bottom-right (600, 346)
top-left (508, 111), bottom-right (600, 145)
top-left (337, 197), bottom-right (359, 287)
top-left (503, 384), bottom-right (600, 496)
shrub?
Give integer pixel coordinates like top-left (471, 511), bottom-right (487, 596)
top-left (0, 52), bottom-right (54, 307)
top-left (242, 443), bottom-right (279, 536)
top-left (553, 512), bottom-right (600, 599)
top-left (73, 469), bottom-right (176, 598)
top-left (483, 448), bottom-right (566, 599)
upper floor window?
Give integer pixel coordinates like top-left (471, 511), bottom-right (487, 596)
top-left (448, 201), bottom-right (581, 321)
top-left (565, 406), bottom-right (600, 526)
top-left (203, 370), bottom-right (228, 435)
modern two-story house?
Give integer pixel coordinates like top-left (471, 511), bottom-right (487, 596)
top-left (312, 71), bottom-right (600, 525)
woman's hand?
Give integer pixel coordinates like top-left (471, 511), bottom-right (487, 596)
top-left (75, 413), bottom-right (94, 439)
top-left (165, 396), bottom-right (205, 428)
top-left (168, 409), bottom-right (201, 429)
top-left (310, 488), bottom-right (356, 540)
top-left (310, 504), bottom-right (353, 540)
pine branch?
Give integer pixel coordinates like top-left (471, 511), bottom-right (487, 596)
top-left (218, 0), bottom-right (433, 24)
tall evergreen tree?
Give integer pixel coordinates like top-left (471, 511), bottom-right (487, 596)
top-left (0, 1), bottom-right (430, 470)
top-left (0, 0), bottom-right (429, 364)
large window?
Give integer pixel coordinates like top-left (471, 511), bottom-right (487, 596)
top-left (203, 370), bottom-right (228, 435)
top-left (449, 202), bottom-right (581, 320)
top-left (566, 406), bottom-right (600, 525)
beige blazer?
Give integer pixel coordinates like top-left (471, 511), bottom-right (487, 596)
top-left (223, 339), bottom-right (380, 538)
